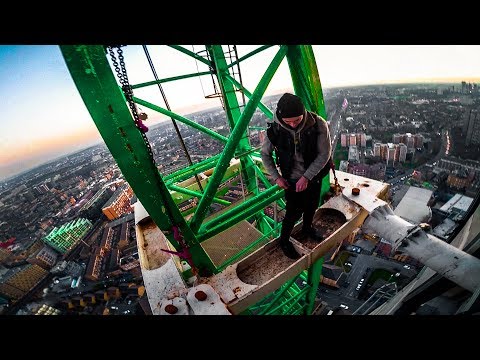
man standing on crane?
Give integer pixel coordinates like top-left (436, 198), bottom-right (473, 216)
top-left (261, 93), bottom-right (332, 259)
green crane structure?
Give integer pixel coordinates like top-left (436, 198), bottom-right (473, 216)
top-left (60, 45), bottom-right (330, 315)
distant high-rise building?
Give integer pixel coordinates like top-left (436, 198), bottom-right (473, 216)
top-left (341, 133), bottom-right (366, 147)
top-left (387, 143), bottom-right (396, 166)
top-left (398, 143), bottom-right (407, 163)
top-left (349, 134), bottom-right (357, 147)
top-left (380, 144), bottom-right (388, 160)
top-left (102, 185), bottom-right (133, 221)
top-left (414, 134), bottom-right (424, 148)
top-left (464, 108), bottom-right (480, 146)
top-left (357, 133), bottom-right (366, 148)
top-left (405, 133), bottom-right (415, 150)
top-left (373, 143), bottom-right (381, 157)
top-left (394, 144), bottom-right (400, 162)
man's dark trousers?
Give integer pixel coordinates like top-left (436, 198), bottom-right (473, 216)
top-left (279, 179), bottom-right (322, 244)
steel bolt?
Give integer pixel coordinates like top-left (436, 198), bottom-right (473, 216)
top-left (165, 304), bottom-right (178, 314)
top-left (195, 290), bottom-right (207, 301)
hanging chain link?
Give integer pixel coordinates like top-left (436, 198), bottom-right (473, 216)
top-left (106, 46), bottom-right (198, 270)
top-left (107, 46), bottom-right (155, 164)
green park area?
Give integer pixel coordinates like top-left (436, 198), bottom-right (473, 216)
top-left (368, 269), bottom-right (397, 285)
top-left (334, 251), bottom-right (355, 273)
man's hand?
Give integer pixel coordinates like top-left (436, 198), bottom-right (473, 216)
top-left (296, 176), bottom-right (309, 192)
top-left (275, 177), bottom-right (290, 190)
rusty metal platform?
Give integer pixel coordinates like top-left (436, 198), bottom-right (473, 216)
top-left (135, 173), bottom-right (389, 315)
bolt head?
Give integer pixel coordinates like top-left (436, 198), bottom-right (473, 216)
top-left (194, 290), bottom-right (207, 301)
top-left (165, 304), bottom-right (178, 314)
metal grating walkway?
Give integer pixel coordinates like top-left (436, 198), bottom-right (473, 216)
top-left (201, 220), bottom-right (265, 267)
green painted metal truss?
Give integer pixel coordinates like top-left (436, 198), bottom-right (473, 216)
top-left (60, 45), bottom-right (328, 314)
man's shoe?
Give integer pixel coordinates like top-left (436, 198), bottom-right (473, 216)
top-left (302, 227), bottom-right (324, 242)
top-left (280, 241), bottom-right (301, 260)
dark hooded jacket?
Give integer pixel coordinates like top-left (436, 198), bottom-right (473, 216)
top-left (261, 109), bottom-right (332, 183)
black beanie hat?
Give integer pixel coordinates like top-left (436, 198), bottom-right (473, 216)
top-left (277, 93), bottom-right (305, 118)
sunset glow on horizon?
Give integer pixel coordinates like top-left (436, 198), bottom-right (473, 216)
top-left (0, 127), bottom-right (101, 166)
top-left (1, 44), bottom-right (480, 180)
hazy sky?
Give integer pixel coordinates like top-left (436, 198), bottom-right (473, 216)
top-left (1, 45), bottom-right (480, 181)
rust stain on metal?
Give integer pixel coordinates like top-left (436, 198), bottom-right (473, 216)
top-left (293, 208), bottom-right (347, 250)
top-left (237, 245), bottom-right (298, 286)
top-left (322, 195), bottom-right (360, 220)
top-left (233, 287), bottom-right (241, 294)
top-left (138, 221), bottom-right (171, 270)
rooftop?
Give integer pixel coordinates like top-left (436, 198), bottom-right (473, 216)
top-left (394, 186), bottom-right (433, 224)
top-left (103, 185), bottom-right (128, 209)
top-left (440, 193), bottom-right (474, 213)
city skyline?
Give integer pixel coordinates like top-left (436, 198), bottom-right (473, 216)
top-left (1, 65), bottom-right (479, 316)
top-left (1, 45), bottom-right (480, 181)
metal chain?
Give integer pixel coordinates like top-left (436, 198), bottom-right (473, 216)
top-left (107, 46), bottom-right (197, 269)
top-left (108, 47), bottom-right (125, 88)
top-left (107, 46), bottom-right (156, 163)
